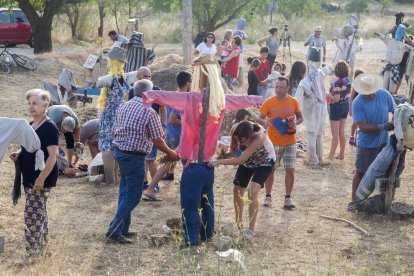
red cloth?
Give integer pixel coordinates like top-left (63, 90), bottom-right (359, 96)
top-left (142, 90), bottom-right (263, 161)
top-left (221, 47), bottom-right (240, 78)
top-left (255, 59), bottom-right (270, 82)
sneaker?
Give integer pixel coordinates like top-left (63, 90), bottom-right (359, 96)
top-left (263, 196), bottom-right (272, 207)
top-left (283, 198), bottom-right (296, 210)
top-left (153, 184), bottom-right (160, 193)
top-left (244, 229), bottom-right (255, 240)
top-left (143, 182), bottom-right (149, 190)
top-left (162, 173), bottom-right (174, 181)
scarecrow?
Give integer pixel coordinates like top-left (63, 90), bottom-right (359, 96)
top-left (41, 68), bottom-right (78, 108)
top-left (123, 32), bottom-right (155, 73)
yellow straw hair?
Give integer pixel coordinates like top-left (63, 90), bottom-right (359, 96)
top-left (97, 59), bottom-right (125, 110)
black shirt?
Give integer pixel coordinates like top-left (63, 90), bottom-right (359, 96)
top-left (128, 84), bottom-right (161, 113)
top-left (19, 119), bottom-right (59, 188)
top-left (247, 71), bottom-right (260, 95)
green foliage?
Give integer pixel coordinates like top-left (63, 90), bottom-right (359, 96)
top-left (379, 0), bottom-right (391, 13)
top-left (345, 0), bottom-right (368, 14)
top-left (277, 0), bottom-right (322, 20)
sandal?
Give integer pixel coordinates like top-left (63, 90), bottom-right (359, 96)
top-left (142, 194), bottom-right (163, 201)
top-left (244, 229), bottom-right (254, 240)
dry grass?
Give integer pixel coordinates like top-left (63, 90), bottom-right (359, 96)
top-left (1, 23), bottom-right (414, 275)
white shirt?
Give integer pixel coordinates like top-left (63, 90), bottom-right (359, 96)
top-left (196, 42), bottom-right (217, 55)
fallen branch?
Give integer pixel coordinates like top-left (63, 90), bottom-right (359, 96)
top-left (320, 215), bottom-right (370, 236)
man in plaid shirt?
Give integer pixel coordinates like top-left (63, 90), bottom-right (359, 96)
top-left (105, 79), bottom-right (179, 244)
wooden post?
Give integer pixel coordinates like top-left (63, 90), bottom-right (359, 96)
top-left (0, 235), bottom-right (4, 253)
top-left (198, 79), bottom-right (210, 163)
top-left (182, 0), bottom-right (192, 65)
top-left (384, 153), bottom-right (400, 213)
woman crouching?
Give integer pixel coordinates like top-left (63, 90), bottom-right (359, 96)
top-left (209, 121), bottom-right (275, 239)
top-left (10, 89), bottom-right (59, 263)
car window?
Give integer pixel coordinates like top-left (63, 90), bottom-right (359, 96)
top-left (0, 11), bottom-right (10, 23)
top-left (11, 10), bottom-right (27, 23)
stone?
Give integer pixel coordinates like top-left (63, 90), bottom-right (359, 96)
top-left (221, 222), bottom-right (239, 238)
top-left (214, 236), bottom-right (232, 252)
top-left (149, 234), bottom-right (168, 247)
top-left (390, 202), bottom-right (414, 220)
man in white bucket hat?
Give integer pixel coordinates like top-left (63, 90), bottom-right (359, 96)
top-left (304, 26), bottom-right (326, 72)
top-left (351, 73), bottom-right (396, 199)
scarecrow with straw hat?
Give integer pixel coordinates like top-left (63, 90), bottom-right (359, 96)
top-left (304, 26), bottom-right (326, 73)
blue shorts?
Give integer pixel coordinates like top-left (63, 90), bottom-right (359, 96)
top-left (145, 145), bottom-right (157, 161)
top-left (166, 134), bottom-right (180, 150)
top-left (329, 101), bottom-right (349, 121)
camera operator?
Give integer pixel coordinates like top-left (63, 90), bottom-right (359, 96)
top-left (257, 27), bottom-right (280, 69)
top-left (304, 26), bottom-right (326, 73)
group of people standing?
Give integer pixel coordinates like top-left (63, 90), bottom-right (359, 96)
top-left (6, 14), bottom-right (414, 263)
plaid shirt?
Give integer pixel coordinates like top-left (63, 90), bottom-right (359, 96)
top-left (113, 97), bottom-right (164, 153)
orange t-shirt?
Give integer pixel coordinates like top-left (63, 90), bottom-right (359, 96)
top-left (259, 95), bottom-right (301, 145)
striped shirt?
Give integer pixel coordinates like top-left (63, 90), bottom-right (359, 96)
top-left (113, 97), bottom-right (164, 153)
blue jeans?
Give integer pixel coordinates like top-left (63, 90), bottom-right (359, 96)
top-left (180, 163), bottom-right (215, 245)
top-left (356, 135), bottom-right (406, 201)
top-left (107, 148), bottom-right (145, 236)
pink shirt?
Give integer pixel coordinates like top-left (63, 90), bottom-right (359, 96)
top-left (143, 90), bottom-right (263, 161)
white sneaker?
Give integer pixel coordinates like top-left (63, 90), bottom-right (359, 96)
top-left (283, 198), bottom-right (296, 210)
top-left (263, 196), bottom-right (272, 207)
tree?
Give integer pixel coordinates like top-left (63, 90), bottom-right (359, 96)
top-left (345, 0), bottom-right (368, 19)
top-left (150, 0), bottom-right (266, 33)
top-left (182, 0), bottom-right (192, 65)
top-left (61, 1), bottom-right (81, 41)
top-left (379, 0), bottom-right (391, 15)
top-left (15, 0), bottom-right (67, 53)
top-left (277, 0), bottom-right (322, 20)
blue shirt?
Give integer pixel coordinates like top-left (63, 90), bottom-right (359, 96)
top-left (115, 34), bottom-right (129, 44)
top-left (166, 108), bottom-right (181, 139)
top-left (395, 24), bottom-right (406, 41)
top-left (352, 89), bottom-right (396, 149)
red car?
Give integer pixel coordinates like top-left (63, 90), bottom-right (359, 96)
top-left (0, 8), bottom-right (33, 47)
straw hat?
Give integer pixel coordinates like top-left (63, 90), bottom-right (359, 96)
top-left (353, 73), bottom-right (382, 95)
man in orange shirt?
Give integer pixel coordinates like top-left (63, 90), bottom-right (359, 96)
top-left (258, 76), bottom-right (303, 209)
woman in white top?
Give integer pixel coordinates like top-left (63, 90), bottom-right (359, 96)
top-left (194, 32), bottom-right (217, 56)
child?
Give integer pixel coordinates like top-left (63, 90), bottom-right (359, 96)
top-left (327, 60), bottom-right (351, 160)
top-left (348, 69), bottom-right (364, 146)
top-left (217, 39), bottom-right (230, 61)
top-left (248, 58), bottom-right (268, 96)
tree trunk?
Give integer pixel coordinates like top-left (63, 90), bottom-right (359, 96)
top-left (32, 16), bottom-right (54, 54)
top-left (17, 0), bottom-right (66, 53)
top-left (182, 0), bottom-right (192, 65)
top-left (98, 0), bottom-right (105, 37)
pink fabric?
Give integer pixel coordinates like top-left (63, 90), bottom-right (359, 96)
top-left (143, 90), bottom-right (263, 161)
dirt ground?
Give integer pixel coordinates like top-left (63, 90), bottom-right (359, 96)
top-left (1, 40), bottom-right (414, 276)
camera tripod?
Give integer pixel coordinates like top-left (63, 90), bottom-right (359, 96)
top-left (279, 26), bottom-right (292, 65)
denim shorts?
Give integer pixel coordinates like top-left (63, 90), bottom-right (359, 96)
top-left (166, 134), bottom-right (180, 150)
top-left (145, 144), bottom-right (157, 161)
top-left (329, 101), bottom-right (349, 121)
top-left (355, 146), bottom-right (380, 173)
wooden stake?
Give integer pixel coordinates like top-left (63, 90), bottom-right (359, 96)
top-left (320, 215), bottom-right (370, 236)
top-left (198, 79), bottom-right (210, 163)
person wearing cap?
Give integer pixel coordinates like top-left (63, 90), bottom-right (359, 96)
top-left (351, 73), bottom-right (396, 199)
top-left (108, 30), bottom-right (129, 45)
top-left (46, 104), bottom-right (80, 167)
top-left (304, 26), bottom-right (326, 73)
top-left (256, 27), bottom-right (280, 70)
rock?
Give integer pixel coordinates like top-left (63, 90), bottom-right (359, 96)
top-left (149, 234), bottom-right (168, 247)
top-left (390, 202), bottom-right (414, 219)
top-left (214, 236), bottom-right (232, 252)
top-left (221, 223), bottom-right (239, 238)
